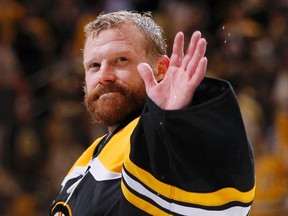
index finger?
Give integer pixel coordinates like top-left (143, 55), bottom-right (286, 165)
top-left (169, 32), bottom-right (184, 67)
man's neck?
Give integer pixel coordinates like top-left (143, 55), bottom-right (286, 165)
top-left (107, 125), bottom-right (119, 135)
top-left (106, 112), bottom-right (142, 135)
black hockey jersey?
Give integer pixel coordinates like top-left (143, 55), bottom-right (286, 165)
top-left (50, 77), bottom-right (255, 216)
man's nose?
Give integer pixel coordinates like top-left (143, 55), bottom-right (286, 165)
top-left (98, 62), bottom-right (116, 84)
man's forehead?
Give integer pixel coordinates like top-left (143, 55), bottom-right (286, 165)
top-left (85, 25), bottom-right (145, 47)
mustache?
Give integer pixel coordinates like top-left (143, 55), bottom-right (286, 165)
top-left (84, 82), bottom-right (127, 101)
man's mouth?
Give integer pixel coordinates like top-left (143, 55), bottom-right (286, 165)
top-left (91, 84), bottom-right (124, 101)
top-left (99, 92), bottom-right (116, 99)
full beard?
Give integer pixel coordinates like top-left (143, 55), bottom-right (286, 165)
top-left (84, 82), bottom-right (146, 127)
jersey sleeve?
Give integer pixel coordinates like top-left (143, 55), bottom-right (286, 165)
top-left (122, 77), bottom-right (255, 215)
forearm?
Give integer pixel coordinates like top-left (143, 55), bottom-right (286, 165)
top-left (127, 77), bottom-right (255, 211)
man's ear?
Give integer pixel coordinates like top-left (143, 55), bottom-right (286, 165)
top-left (155, 55), bottom-right (170, 81)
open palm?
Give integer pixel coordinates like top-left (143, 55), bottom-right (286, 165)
top-left (138, 31), bottom-right (207, 110)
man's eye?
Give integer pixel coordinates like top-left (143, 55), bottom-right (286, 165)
top-left (118, 57), bottom-right (127, 62)
top-left (89, 63), bottom-right (100, 68)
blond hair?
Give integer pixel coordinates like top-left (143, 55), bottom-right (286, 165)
top-left (84, 10), bottom-right (167, 58)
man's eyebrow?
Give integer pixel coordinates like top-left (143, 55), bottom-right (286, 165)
top-left (110, 49), bottom-right (138, 58)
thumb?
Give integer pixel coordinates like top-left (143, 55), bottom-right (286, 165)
top-left (137, 63), bottom-right (157, 92)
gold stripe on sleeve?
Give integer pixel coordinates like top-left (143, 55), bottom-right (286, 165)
top-left (121, 181), bottom-right (171, 216)
top-left (124, 158), bottom-right (255, 207)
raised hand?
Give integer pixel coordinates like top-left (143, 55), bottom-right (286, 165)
top-left (137, 31), bottom-right (207, 110)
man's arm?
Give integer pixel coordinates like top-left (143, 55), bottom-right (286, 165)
top-left (123, 77), bottom-right (255, 215)
top-left (122, 31), bottom-right (255, 215)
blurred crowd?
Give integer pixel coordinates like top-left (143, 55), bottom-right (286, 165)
top-left (0, 0), bottom-right (287, 215)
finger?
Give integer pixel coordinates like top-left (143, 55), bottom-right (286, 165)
top-left (186, 38), bottom-right (207, 77)
top-left (169, 32), bottom-right (184, 67)
top-left (182, 31), bottom-right (202, 70)
top-left (190, 57), bottom-right (207, 89)
top-left (137, 63), bottom-right (157, 93)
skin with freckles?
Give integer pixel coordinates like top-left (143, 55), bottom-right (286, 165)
top-left (83, 24), bottom-right (207, 134)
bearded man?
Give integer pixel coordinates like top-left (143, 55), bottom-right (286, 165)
top-left (50, 10), bottom-right (255, 216)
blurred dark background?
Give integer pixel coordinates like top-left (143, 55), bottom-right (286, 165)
top-left (0, 0), bottom-right (288, 215)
